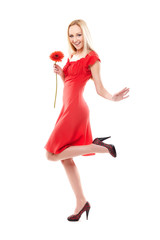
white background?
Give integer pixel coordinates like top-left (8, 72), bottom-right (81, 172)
top-left (0, 0), bottom-right (160, 239)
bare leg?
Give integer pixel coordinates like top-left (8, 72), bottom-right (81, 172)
top-left (46, 143), bottom-right (109, 161)
top-left (61, 158), bottom-right (87, 214)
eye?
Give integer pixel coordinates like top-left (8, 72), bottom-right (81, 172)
top-left (77, 34), bottom-right (82, 37)
top-left (69, 35), bottom-right (73, 38)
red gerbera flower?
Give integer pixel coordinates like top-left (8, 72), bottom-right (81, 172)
top-left (50, 51), bottom-right (64, 62)
top-left (49, 51), bottom-right (64, 108)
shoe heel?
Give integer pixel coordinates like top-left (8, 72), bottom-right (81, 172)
top-left (98, 136), bottom-right (111, 142)
top-left (112, 145), bottom-right (117, 158)
top-left (105, 144), bottom-right (117, 158)
top-left (86, 208), bottom-right (90, 220)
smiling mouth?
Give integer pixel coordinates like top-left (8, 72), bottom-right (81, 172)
top-left (74, 42), bottom-right (81, 47)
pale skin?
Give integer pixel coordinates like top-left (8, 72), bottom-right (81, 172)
top-left (46, 24), bottom-right (130, 214)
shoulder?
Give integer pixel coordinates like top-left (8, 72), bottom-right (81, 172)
top-left (87, 50), bottom-right (99, 57)
top-left (86, 50), bottom-right (101, 67)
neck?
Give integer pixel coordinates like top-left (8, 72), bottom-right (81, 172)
top-left (76, 49), bottom-right (83, 55)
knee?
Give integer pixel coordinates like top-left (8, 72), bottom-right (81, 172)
top-left (46, 151), bottom-right (54, 161)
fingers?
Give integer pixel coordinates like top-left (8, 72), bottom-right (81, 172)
top-left (114, 87), bottom-right (129, 97)
top-left (120, 89), bottom-right (130, 99)
top-left (114, 87), bottom-right (130, 101)
top-left (121, 89), bottom-right (129, 100)
top-left (123, 95), bottom-right (129, 99)
top-left (122, 87), bottom-right (130, 99)
top-left (53, 64), bottom-right (59, 70)
top-left (123, 88), bottom-right (130, 96)
top-left (119, 87), bottom-right (130, 94)
top-left (53, 64), bottom-right (60, 74)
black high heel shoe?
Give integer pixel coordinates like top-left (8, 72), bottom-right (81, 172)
top-left (67, 202), bottom-right (91, 221)
top-left (92, 136), bottom-right (117, 158)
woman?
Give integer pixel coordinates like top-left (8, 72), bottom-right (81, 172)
top-left (44, 19), bottom-right (129, 221)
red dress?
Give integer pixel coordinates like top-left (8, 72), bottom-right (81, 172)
top-left (44, 50), bottom-right (100, 156)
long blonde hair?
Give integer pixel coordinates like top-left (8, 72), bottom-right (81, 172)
top-left (67, 19), bottom-right (94, 57)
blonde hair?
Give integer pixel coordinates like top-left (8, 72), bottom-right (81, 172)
top-left (67, 19), bottom-right (94, 57)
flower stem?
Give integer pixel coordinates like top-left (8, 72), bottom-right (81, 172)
top-left (54, 62), bottom-right (58, 108)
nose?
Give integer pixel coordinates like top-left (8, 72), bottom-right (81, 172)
top-left (72, 36), bottom-right (78, 43)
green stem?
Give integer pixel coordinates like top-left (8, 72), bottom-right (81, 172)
top-left (54, 62), bottom-right (58, 108)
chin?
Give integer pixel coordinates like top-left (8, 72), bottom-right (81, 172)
top-left (72, 43), bottom-right (83, 51)
top-left (76, 46), bottom-right (83, 51)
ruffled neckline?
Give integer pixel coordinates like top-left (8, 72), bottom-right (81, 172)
top-left (69, 50), bottom-right (94, 63)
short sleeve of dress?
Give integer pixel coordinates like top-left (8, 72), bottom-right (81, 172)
top-left (86, 51), bottom-right (101, 68)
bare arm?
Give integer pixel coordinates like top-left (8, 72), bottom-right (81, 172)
top-left (90, 61), bottom-right (130, 101)
top-left (90, 61), bottom-right (113, 100)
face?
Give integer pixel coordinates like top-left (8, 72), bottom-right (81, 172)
top-left (68, 25), bottom-right (84, 52)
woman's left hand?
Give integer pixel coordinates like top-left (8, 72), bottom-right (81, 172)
top-left (112, 87), bottom-right (130, 101)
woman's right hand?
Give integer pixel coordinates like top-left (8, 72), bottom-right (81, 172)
top-left (53, 64), bottom-right (63, 76)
